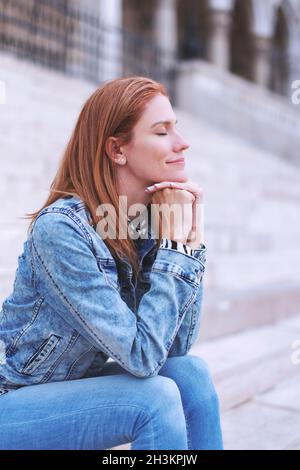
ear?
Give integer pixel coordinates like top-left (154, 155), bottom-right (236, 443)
top-left (105, 136), bottom-right (125, 165)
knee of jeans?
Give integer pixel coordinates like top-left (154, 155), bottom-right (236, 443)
top-left (143, 375), bottom-right (183, 415)
top-left (183, 354), bottom-right (211, 374)
top-left (179, 355), bottom-right (219, 401)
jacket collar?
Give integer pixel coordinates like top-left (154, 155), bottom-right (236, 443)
top-left (70, 195), bottom-right (157, 262)
top-left (131, 202), bottom-right (157, 259)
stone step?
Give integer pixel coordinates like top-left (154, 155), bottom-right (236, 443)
top-left (221, 401), bottom-right (300, 450)
top-left (206, 250), bottom-right (300, 290)
top-left (205, 228), bottom-right (300, 254)
top-left (222, 370), bottom-right (300, 449)
top-left (200, 281), bottom-right (300, 340)
top-left (0, 226), bottom-right (28, 268)
top-left (192, 314), bottom-right (300, 411)
top-left (0, 185), bottom-right (49, 223)
top-left (0, 152), bottom-right (46, 179)
top-left (255, 374), bottom-right (300, 413)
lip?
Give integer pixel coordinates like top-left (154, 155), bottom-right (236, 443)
top-left (166, 158), bottom-right (185, 164)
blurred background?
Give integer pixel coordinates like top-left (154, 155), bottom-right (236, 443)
top-left (0, 0), bottom-right (300, 450)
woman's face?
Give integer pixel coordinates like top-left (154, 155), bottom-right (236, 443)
top-left (121, 94), bottom-right (190, 186)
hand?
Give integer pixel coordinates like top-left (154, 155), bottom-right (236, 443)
top-left (146, 180), bottom-right (204, 248)
top-left (148, 185), bottom-right (195, 243)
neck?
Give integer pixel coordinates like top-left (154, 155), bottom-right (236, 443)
top-left (116, 169), bottom-right (152, 219)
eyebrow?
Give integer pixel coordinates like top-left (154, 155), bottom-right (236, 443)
top-left (151, 119), bottom-right (178, 128)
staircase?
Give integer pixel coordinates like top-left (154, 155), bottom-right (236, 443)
top-left (1, 51), bottom-right (300, 450)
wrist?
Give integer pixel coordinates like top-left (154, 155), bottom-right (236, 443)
top-left (161, 232), bottom-right (187, 244)
top-left (164, 226), bottom-right (190, 243)
top-left (159, 238), bottom-right (197, 256)
top-left (186, 227), bottom-right (204, 249)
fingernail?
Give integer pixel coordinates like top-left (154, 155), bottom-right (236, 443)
top-left (146, 185), bottom-right (155, 191)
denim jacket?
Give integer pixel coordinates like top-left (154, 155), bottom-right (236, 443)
top-left (0, 195), bottom-right (206, 396)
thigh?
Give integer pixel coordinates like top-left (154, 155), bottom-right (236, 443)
top-left (99, 356), bottom-right (217, 412)
top-left (99, 357), bottom-right (222, 451)
top-left (0, 372), bottom-right (176, 450)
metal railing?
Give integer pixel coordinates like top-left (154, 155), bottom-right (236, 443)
top-left (0, 0), bottom-right (177, 101)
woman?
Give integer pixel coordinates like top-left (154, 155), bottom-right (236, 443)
top-left (0, 76), bottom-right (223, 450)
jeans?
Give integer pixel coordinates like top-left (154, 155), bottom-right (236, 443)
top-left (0, 355), bottom-right (223, 450)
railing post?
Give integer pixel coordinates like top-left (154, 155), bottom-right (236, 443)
top-left (153, 0), bottom-right (177, 68)
top-left (98, 0), bottom-right (123, 81)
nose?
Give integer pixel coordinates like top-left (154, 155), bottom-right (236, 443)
top-left (181, 138), bottom-right (190, 151)
top-left (174, 135), bottom-right (190, 153)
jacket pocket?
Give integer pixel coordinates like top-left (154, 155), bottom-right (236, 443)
top-left (21, 334), bottom-right (61, 375)
top-left (5, 296), bottom-right (45, 357)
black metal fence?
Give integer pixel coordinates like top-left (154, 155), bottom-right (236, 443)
top-left (0, 0), bottom-right (177, 101)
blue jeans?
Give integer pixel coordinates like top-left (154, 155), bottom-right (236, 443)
top-left (0, 355), bottom-right (223, 450)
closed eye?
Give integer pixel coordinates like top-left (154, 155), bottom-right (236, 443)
top-left (157, 133), bottom-right (167, 136)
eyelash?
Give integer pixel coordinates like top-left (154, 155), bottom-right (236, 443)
top-left (157, 133), bottom-right (167, 136)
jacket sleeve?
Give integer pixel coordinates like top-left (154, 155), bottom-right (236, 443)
top-left (158, 239), bottom-right (206, 357)
top-left (165, 244), bottom-right (206, 357)
top-left (167, 280), bottom-right (205, 357)
top-left (30, 213), bottom-right (204, 378)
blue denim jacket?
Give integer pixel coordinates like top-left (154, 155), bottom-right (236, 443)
top-left (0, 195), bottom-right (206, 396)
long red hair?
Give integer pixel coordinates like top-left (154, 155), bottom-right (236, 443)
top-left (24, 76), bottom-right (169, 278)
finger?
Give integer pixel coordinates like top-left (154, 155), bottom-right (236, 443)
top-left (145, 181), bottom-right (202, 195)
top-left (191, 198), bottom-right (196, 229)
top-left (153, 182), bottom-right (203, 204)
top-left (145, 181), bottom-right (178, 192)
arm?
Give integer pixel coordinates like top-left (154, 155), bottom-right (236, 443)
top-left (167, 281), bottom-right (204, 357)
top-left (30, 212), bottom-right (204, 378)
top-left (157, 240), bottom-right (206, 357)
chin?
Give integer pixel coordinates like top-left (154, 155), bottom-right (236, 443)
top-left (167, 171), bottom-right (187, 182)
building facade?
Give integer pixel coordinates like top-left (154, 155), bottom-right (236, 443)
top-left (1, 0), bottom-right (300, 97)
